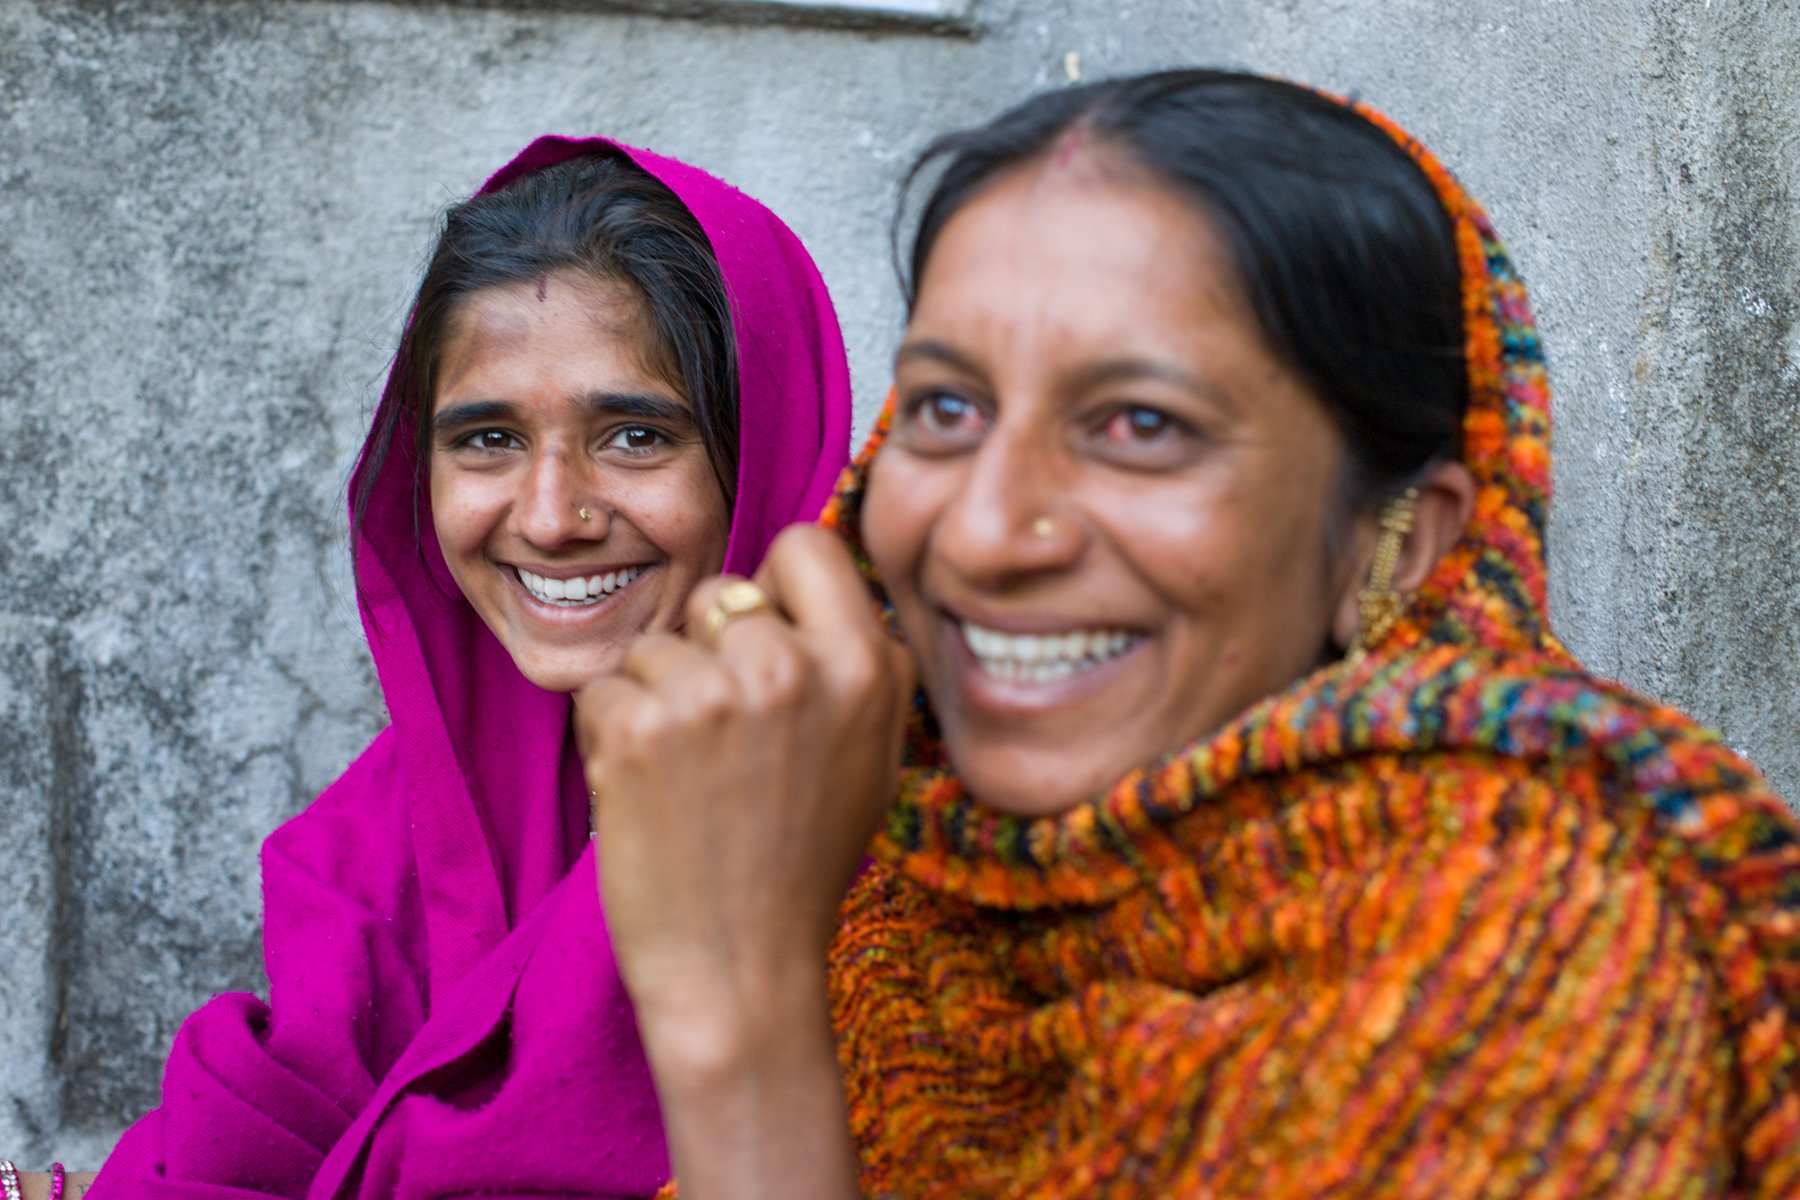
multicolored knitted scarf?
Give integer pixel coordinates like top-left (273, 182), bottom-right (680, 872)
top-left (818, 99), bottom-right (1800, 1197)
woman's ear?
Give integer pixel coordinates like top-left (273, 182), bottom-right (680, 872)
top-left (1329, 460), bottom-right (1477, 652)
top-left (1393, 460), bottom-right (1476, 591)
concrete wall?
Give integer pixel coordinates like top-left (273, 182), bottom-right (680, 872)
top-left (2, 0), bottom-right (1796, 1165)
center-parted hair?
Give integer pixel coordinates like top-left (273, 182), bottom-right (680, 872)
top-left (354, 152), bottom-right (739, 548)
top-left (898, 69), bottom-right (1467, 509)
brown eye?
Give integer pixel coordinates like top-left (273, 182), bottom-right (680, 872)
top-left (893, 389), bottom-right (990, 456)
top-left (907, 390), bottom-right (993, 440)
top-left (605, 425), bottom-right (668, 455)
top-left (452, 428), bottom-right (522, 453)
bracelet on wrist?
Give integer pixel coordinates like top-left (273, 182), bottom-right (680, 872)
top-left (0, 1160), bottom-right (67, 1200)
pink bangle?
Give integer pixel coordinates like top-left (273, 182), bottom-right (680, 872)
top-left (0, 1158), bottom-right (20, 1200)
top-left (50, 1164), bottom-right (65, 1200)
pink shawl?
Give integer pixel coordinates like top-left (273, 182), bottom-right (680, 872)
top-left (91, 137), bottom-right (852, 1200)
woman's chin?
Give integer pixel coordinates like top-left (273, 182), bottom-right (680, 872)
top-left (950, 748), bottom-right (1118, 819)
top-left (512, 645), bottom-right (628, 695)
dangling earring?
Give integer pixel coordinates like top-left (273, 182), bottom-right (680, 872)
top-left (1348, 487), bottom-right (1419, 664)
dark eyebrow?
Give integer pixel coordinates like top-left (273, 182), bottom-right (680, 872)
top-left (895, 341), bottom-right (1233, 412)
top-left (578, 391), bottom-right (695, 426)
top-left (432, 400), bottom-right (516, 435)
top-left (1068, 359), bottom-right (1232, 410)
top-left (431, 392), bottom-right (695, 437)
top-left (894, 338), bottom-right (983, 376)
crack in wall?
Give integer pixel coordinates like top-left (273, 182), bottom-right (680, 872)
top-left (44, 633), bottom-right (89, 1115)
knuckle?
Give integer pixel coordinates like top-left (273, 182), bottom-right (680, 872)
top-left (685, 576), bottom-right (727, 629)
top-left (832, 639), bottom-right (885, 695)
top-left (743, 638), bottom-right (809, 709)
top-left (769, 523), bottom-right (813, 557)
top-left (674, 665), bottom-right (739, 725)
top-left (769, 522), bottom-right (830, 571)
top-left (621, 697), bottom-right (673, 747)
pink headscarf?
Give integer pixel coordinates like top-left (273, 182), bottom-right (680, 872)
top-left (91, 137), bottom-right (852, 1200)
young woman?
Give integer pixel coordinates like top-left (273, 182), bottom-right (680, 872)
top-left (87, 136), bottom-right (851, 1198)
top-left (576, 71), bottom-right (1800, 1197)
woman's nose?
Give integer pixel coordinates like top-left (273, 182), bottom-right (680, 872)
top-left (514, 450), bottom-right (605, 547)
top-left (931, 430), bottom-right (1082, 587)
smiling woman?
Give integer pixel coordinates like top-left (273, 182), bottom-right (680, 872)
top-left (427, 272), bottom-right (730, 692)
top-left (86, 139), bottom-right (851, 1199)
top-left (570, 70), bottom-right (1800, 1199)
top-left (866, 159), bottom-right (1459, 816)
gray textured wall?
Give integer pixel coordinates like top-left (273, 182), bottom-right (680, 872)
top-left (2, 0), bottom-right (1797, 1167)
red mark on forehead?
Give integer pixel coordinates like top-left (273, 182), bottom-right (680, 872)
top-left (1053, 125), bottom-right (1086, 168)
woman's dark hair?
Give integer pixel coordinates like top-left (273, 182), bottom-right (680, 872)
top-left (899, 69), bottom-right (1466, 509)
top-left (353, 151), bottom-right (738, 548)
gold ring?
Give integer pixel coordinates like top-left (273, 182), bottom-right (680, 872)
top-left (703, 579), bottom-right (774, 642)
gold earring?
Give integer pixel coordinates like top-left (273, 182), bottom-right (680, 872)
top-left (1348, 487), bottom-right (1419, 664)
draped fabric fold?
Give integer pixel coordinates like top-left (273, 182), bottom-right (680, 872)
top-left (92, 136), bottom-right (852, 1200)
top-left (819, 97), bottom-right (1800, 1198)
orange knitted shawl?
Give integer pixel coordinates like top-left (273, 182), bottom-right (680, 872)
top-left (817, 101), bottom-right (1800, 1197)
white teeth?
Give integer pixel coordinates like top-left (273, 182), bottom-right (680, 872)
top-left (960, 621), bottom-right (1140, 683)
top-left (516, 565), bottom-right (644, 607)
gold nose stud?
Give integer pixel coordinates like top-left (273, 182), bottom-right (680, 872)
top-left (578, 507), bottom-right (593, 522)
top-left (1031, 516), bottom-right (1058, 539)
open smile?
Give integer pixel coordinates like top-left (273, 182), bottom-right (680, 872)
top-left (513, 565), bottom-right (645, 608)
top-left (959, 619), bottom-right (1143, 685)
